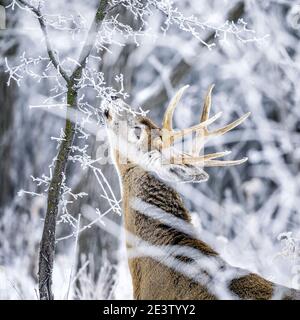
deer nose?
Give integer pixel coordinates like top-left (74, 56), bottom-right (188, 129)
top-left (111, 95), bottom-right (119, 101)
top-left (104, 109), bottom-right (110, 119)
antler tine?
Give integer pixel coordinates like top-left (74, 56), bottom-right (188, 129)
top-left (203, 157), bottom-right (248, 167)
top-left (171, 111), bottom-right (222, 140)
top-left (207, 112), bottom-right (251, 138)
top-left (193, 84), bottom-right (215, 155)
top-left (172, 150), bottom-right (232, 164)
top-left (200, 84), bottom-right (215, 123)
top-left (162, 85), bottom-right (189, 131)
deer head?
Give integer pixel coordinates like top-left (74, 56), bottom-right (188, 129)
top-left (103, 85), bottom-right (250, 183)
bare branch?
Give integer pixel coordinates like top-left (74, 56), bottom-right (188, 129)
top-left (71, 0), bottom-right (109, 83)
top-left (17, 0), bottom-right (70, 83)
top-left (135, 1), bottom-right (245, 109)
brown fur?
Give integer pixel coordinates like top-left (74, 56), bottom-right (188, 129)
top-left (118, 164), bottom-right (300, 300)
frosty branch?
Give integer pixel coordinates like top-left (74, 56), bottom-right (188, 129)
top-left (135, 1), bottom-right (246, 108)
top-left (15, 0), bottom-right (110, 300)
top-left (16, 0), bottom-right (70, 82)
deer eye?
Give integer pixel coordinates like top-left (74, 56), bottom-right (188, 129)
top-left (134, 126), bottom-right (142, 139)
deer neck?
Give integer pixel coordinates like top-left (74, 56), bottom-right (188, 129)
top-left (117, 162), bottom-right (217, 256)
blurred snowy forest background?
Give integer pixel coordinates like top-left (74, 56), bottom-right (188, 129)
top-left (0, 0), bottom-right (300, 299)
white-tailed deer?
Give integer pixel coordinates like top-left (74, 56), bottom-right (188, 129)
top-left (103, 85), bottom-right (300, 300)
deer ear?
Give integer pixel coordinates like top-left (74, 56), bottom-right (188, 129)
top-left (158, 164), bottom-right (209, 183)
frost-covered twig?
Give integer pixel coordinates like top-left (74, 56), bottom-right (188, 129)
top-left (110, 0), bottom-right (256, 49)
top-left (134, 1), bottom-right (246, 107)
top-left (16, 0), bottom-right (71, 82)
top-left (71, 0), bottom-right (109, 83)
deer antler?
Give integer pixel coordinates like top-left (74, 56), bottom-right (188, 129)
top-left (162, 85), bottom-right (250, 167)
top-left (162, 85), bottom-right (223, 144)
